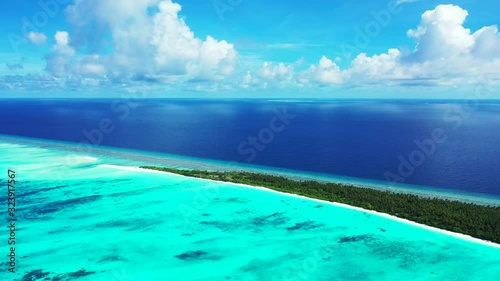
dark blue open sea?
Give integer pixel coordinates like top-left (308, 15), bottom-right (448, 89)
top-left (1, 99), bottom-right (500, 200)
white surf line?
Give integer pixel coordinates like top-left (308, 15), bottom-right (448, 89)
top-left (100, 164), bottom-right (500, 249)
top-left (3, 137), bottom-right (499, 205)
top-left (11, 136), bottom-right (496, 206)
top-left (99, 164), bottom-right (171, 173)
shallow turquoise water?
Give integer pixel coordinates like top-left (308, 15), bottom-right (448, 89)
top-left (1, 139), bottom-right (499, 281)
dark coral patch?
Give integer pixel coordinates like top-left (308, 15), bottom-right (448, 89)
top-left (67, 269), bottom-right (96, 278)
top-left (20, 268), bottom-right (96, 280)
top-left (200, 220), bottom-right (234, 231)
top-left (95, 218), bottom-right (163, 231)
top-left (174, 250), bottom-right (221, 261)
top-left (29, 195), bottom-right (103, 215)
top-left (338, 234), bottom-right (374, 243)
top-left (18, 186), bottom-right (67, 198)
top-left (108, 189), bottom-right (147, 197)
top-left (252, 212), bottom-right (289, 227)
top-left (224, 197), bottom-right (249, 203)
top-left (48, 226), bottom-right (73, 235)
top-left (286, 221), bottom-right (324, 231)
top-left (175, 250), bottom-right (208, 260)
top-left (21, 269), bottom-right (50, 281)
top-left (98, 255), bottom-right (125, 263)
top-left (51, 274), bottom-right (65, 281)
top-left (94, 220), bottom-right (130, 228)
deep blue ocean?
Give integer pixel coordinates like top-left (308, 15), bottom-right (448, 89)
top-left (1, 99), bottom-right (500, 198)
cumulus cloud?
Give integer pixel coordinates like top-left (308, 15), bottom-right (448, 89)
top-left (294, 4), bottom-right (500, 87)
top-left (246, 61), bottom-right (296, 88)
top-left (394, 4), bottom-right (499, 83)
top-left (45, 31), bottom-right (76, 77)
top-left (406, 5), bottom-right (474, 62)
top-left (15, 3), bottom-right (500, 91)
top-left (257, 62), bottom-right (294, 81)
top-left (472, 25), bottom-right (500, 58)
top-left (27, 32), bottom-right (47, 45)
top-left (152, 2), bottom-right (237, 80)
top-left (347, 49), bottom-right (405, 83)
top-left (73, 54), bottom-right (107, 77)
top-left (300, 56), bottom-right (343, 84)
top-left (52, 0), bottom-right (237, 82)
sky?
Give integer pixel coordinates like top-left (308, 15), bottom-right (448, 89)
top-left (0, 0), bottom-right (499, 98)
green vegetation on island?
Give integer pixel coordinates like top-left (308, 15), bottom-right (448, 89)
top-left (140, 166), bottom-right (500, 244)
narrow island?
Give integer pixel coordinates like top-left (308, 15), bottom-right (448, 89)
top-left (140, 166), bottom-right (500, 244)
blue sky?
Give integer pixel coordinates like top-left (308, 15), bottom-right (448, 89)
top-left (1, 0), bottom-right (499, 98)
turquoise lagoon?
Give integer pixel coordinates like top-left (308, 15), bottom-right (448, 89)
top-left (1, 137), bottom-right (499, 281)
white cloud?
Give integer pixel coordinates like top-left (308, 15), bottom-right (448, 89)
top-left (300, 56), bottom-right (343, 84)
top-left (50, 0), bottom-right (237, 82)
top-left (257, 62), bottom-right (294, 81)
top-left (152, 2), bottom-right (237, 80)
top-left (472, 25), bottom-right (500, 58)
top-left (27, 32), bottom-right (47, 45)
top-left (406, 4), bottom-right (474, 62)
top-left (55, 31), bottom-right (70, 46)
top-left (74, 54), bottom-right (106, 77)
top-left (18, 3), bottom-right (500, 91)
top-left (45, 31), bottom-right (75, 77)
top-left (241, 71), bottom-right (253, 88)
top-left (294, 4), bottom-right (500, 87)
top-left (347, 49), bottom-right (405, 82)
top-left (394, 5), bottom-right (499, 83)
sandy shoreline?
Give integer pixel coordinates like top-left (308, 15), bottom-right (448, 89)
top-left (100, 164), bottom-right (500, 249)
